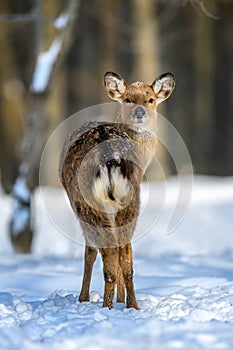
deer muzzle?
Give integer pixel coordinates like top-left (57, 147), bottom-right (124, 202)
top-left (133, 106), bottom-right (146, 122)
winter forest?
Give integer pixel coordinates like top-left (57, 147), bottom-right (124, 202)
top-left (0, 1), bottom-right (233, 349)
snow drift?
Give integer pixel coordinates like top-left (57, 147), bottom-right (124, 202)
top-left (0, 175), bottom-right (233, 349)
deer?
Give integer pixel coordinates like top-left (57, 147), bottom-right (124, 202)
top-left (59, 71), bottom-right (175, 309)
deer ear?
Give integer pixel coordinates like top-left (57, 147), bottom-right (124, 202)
top-left (104, 72), bottom-right (127, 101)
top-left (151, 72), bottom-right (175, 105)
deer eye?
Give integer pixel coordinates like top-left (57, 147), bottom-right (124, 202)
top-left (124, 98), bottom-right (131, 103)
top-left (148, 98), bottom-right (155, 104)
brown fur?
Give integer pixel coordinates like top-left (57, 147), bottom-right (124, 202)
top-left (59, 71), bottom-right (175, 309)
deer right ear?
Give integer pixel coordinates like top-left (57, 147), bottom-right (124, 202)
top-left (104, 72), bottom-right (127, 101)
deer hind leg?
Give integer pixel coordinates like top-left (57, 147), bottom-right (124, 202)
top-left (79, 245), bottom-right (98, 302)
top-left (100, 247), bottom-right (119, 309)
top-left (119, 243), bottom-right (139, 310)
top-left (117, 263), bottom-right (125, 303)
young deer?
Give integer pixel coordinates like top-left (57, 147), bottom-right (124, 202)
top-left (59, 71), bottom-right (175, 309)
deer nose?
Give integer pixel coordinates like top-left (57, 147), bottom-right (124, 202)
top-left (134, 106), bottom-right (146, 119)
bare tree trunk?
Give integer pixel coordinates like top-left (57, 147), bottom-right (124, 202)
top-left (132, 0), bottom-right (160, 82)
top-left (132, 0), bottom-right (168, 180)
top-left (194, 3), bottom-right (216, 173)
top-left (98, 0), bottom-right (121, 101)
top-left (212, 0), bottom-right (233, 175)
top-left (0, 6), bottom-right (25, 193)
top-left (9, 0), bottom-right (79, 253)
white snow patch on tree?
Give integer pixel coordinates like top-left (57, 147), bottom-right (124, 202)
top-left (55, 11), bottom-right (69, 30)
top-left (13, 177), bottom-right (30, 202)
top-left (30, 38), bottom-right (63, 93)
top-left (11, 202), bottom-right (30, 236)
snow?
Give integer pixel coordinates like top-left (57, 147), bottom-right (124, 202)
top-left (30, 38), bottom-right (63, 93)
top-left (54, 12), bottom-right (69, 30)
top-left (12, 176), bottom-right (30, 203)
top-left (10, 202), bottom-right (30, 237)
top-left (1, 175), bottom-right (233, 349)
top-left (10, 177), bottom-right (31, 236)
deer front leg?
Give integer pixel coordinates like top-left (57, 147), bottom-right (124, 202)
top-left (117, 264), bottom-right (125, 303)
top-left (100, 247), bottom-right (119, 309)
top-left (119, 243), bottom-right (139, 310)
top-left (79, 245), bottom-right (97, 302)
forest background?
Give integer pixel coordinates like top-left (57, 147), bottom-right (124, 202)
top-left (0, 0), bottom-right (232, 251)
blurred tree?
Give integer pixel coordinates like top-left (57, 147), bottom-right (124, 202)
top-left (0, 0), bottom-right (79, 253)
top-left (0, 0), bottom-right (233, 254)
top-left (212, 1), bottom-right (233, 175)
top-left (194, 2), bottom-right (215, 173)
top-left (132, 0), bottom-right (170, 180)
top-left (132, 0), bottom-right (160, 82)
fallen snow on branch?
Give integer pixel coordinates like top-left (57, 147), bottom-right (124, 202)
top-left (30, 38), bottom-right (63, 94)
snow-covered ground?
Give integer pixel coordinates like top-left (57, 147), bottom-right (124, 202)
top-left (1, 176), bottom-right (233, 350)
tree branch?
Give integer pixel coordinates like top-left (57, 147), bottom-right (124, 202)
top-left (30, 0), bottom-right (79, 94)
top-left (183, 0), bottom-right (219, 19)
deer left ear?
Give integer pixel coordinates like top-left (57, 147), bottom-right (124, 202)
top-left (151, 72), bottom-right (175, 105)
